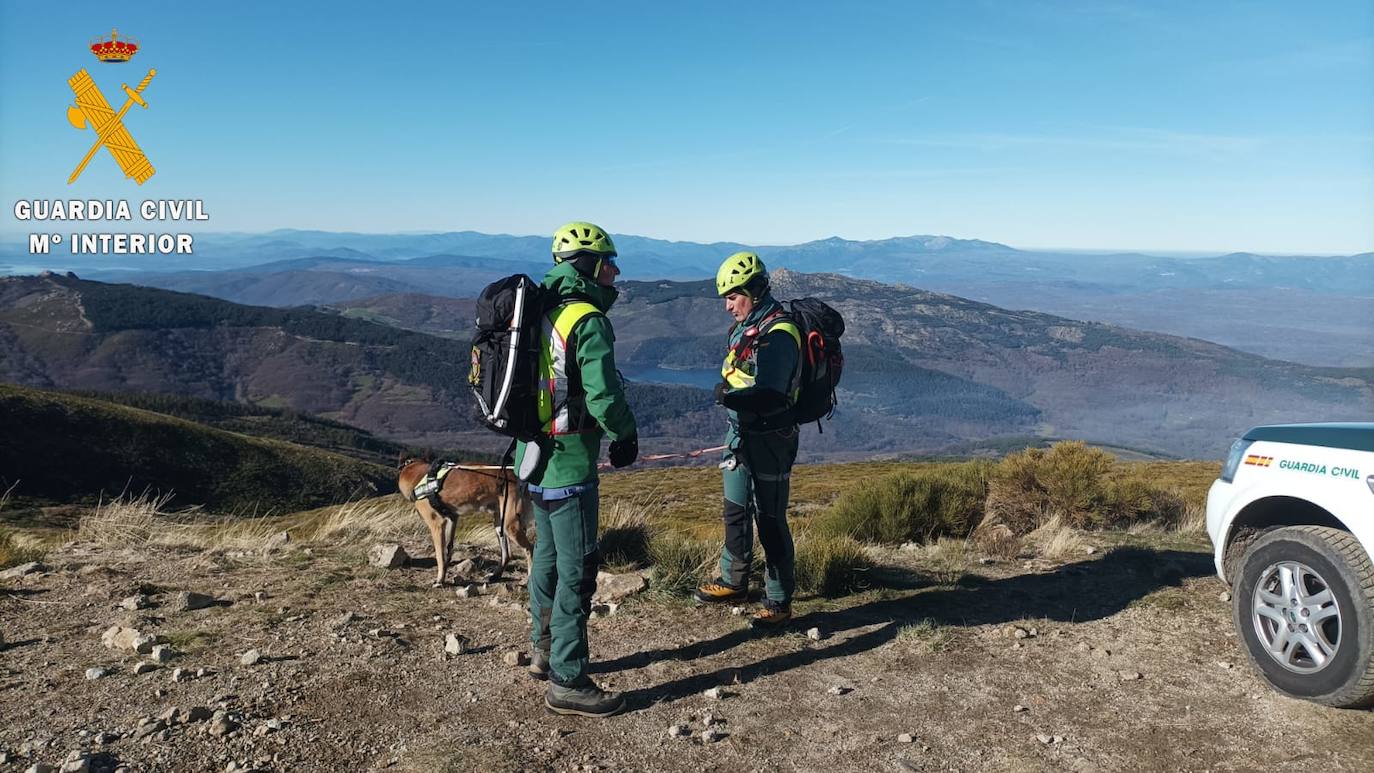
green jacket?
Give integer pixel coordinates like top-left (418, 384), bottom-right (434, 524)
top-left (720, 294), bottom-right (801, 440)
top-left (513, 261), bottom-right (637, 488)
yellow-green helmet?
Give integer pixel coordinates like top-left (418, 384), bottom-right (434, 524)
top-left (716, 251), bottom-right (768, 298)
top-left (552, 221), bottom-right (617, 262)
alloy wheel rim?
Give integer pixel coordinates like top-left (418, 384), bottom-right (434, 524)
top-left (1251, 560), bottom-right (1342, 674)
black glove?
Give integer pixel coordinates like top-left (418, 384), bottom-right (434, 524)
top-left (608, 433), bottom-right (638, 468)
top-left (713, 381), bottom-right (729, 405)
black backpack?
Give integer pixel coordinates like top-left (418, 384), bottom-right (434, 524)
top-left (784, 298), bottom-right (845, 427)
top-left (468, 275), bottom-right (551, 441)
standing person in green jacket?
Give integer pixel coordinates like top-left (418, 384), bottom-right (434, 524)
top-left (693, 251), bottom-right (802, 630)
top-left (513, 221), bottom-right (639, 717)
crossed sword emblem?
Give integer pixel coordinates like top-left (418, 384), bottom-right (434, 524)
top-left (66, 67), bottom-right (157, 184)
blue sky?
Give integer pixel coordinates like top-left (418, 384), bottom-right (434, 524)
top-left (1, 0), bottom-right (1371, 253)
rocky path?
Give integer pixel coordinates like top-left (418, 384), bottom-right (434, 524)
top-left (2, 537), bottom-right (1372, 772)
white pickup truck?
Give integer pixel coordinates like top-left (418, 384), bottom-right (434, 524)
top-left (1207, 422), bottom-right (1374, 708)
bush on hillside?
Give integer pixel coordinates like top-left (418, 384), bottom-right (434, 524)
top-left (1102, 475), bottom-right (1188, 528)
top-left (795, 534), bottom-right (872, 596)
top-left (814, 462), bottom-right (990, 545)
top-left (977, 442), bottom-right (1192, 549)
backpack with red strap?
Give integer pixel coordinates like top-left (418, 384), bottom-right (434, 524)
top-left (785, 298), bottom-right (845, 427)
top-left (730, 299), bottom-right (845, 429)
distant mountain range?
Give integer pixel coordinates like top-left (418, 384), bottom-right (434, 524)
top-left (7, 228), bottom-right (1367, 367)
top-left (2, 271), bottom-right (1367, 460)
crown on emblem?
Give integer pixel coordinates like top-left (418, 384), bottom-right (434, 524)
top-left (89, 28), bottom-right (139, 63)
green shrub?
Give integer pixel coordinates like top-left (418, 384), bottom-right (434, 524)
top-left (795, 534), bottom-right (871, 596)
top-left (985, 441), bottom-right (1113, 531)
top-left (648, 532), bottom-right (714, 597)
top-left (814, 462), bottom-right (989, 545)
top-left (1103, 475), bottom-right (1187, 527)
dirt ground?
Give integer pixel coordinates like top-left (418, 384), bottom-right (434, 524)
top-left (3, 530), bottom-right (1372, 773)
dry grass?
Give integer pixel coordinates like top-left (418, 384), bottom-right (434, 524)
top-left (0, 484), bottom-right (46, 569)
top-left (599, 493), bottom-right (659, 571)
top-left (1176, 503), bottom-right (1207, 534)
top-left (895, 618), bottom-right (955, 653)
top-left (73, 491), bottom-right (422, 554)
top-left (1027, 516), bottom-right (1091, 561)
top-left (305, 496), bottom-right (417, 545)
top-left (647, 532), bottom-right (715, 598)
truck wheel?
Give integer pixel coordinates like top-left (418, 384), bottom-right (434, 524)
top-left (1233, 525), bottom-right (1374, 708)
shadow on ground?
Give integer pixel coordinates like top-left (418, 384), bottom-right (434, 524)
top-left (595, 546), bottom-right (1213, 710)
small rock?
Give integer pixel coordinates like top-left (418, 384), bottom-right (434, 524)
top-left (806, 627), bottom-right (823, 641)
top-left (368, 543), bottom-right (409, 569)
top-left (100, 625), bottom-right (141, 651)
top-left (1053, 736), bottom-right (1064, 745)
top-left (897, 733), bottom-right (915, 743)
top-left (455, 584), bottom-right (479, 599)
top-left (1218, 661), bottom-right (1234, 670)
top-left (826, 686), bottom-right (851, 696)
top-left (186, 706), bottom-right (213, 722)
top-left (590, 602), bottom-right (612, 618)
top-left (730, 606), bottom-right (745, 616)
top-left (333, 611), bottom-right (358, 627)
top-left (176, 591), bottom-right (217, 612)
top-left (239, 649), bottom-right (262, 666)
top-left (503, 650), bottom-right (529, 667)
top-left (1013, 704), bottom-right (1028, 713)
top-left (703, 687), bottom-right (729, 700)
top-left (94, 731), bottom-right (119, 744)
top-left (444, 634), bottom-right (468, 656)
top-left (85, 667), bottom-right (109, 680)
top-left (1121, 671), bottom-right (1143, 681)
top-left (453, 558), bottom-right (477, 576)
top-left (171, 668), bottom-right (187, 682)
top-left (1073, 642), bottom-right (1091, 653)
top-left (208, 711), bottom-right (239, 737)
top-left (1091, 647), bottom-right (1111, 659)
top-left (977, 557), bottom-right (995, 565)
top-left (1036, 733), bottom-right (1054, 745)
top-left (262, 530), bottom-right (291, 553)
top-left (134, 720), bottom-right (167, 739)
top-left (667, 723), bottom-right (690, 738)
top-left (1085, 546), bottom-right (1098, 555)
top-left (26, 764), bottom-right (56, 773)
top-left (593, 571), bottom-right (648, 602)
top-left (133, 662), bottom-right (157, 675)
top-left (151, 645), bottom-right (175, 663)
top-left (701, 727), bottom-right (725, 744)
top-left (61, 750), bottom-right (92, 773)
top-left (1219, 591), bottom-right (1232, 603)
top-left (0, 561), bottom-right (44, 580)
top-left (159, 707), bottom-right (183, 724)
top-left (118, 594), bottom-right (151, 611)
top-left (1007, 625), bottom-right (1030, 640)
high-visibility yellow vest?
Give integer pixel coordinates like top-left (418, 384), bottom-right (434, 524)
top-left (721, 311), bottom-right (802, 395)
top-left (537, 301), bottom-right (601, 435)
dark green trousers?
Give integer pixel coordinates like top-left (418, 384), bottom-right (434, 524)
top-left (527, 487), bottom-right (600, 686)
top-left (718, 427), bottom-right (799, 604)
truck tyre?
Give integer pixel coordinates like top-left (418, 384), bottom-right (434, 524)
top-left (1233, 525), bottom-right (1374, 708)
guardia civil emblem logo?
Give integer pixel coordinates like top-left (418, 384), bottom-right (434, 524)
top-left (65, 29), bottom-right (157, 185)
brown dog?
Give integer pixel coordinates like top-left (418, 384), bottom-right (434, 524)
top-left (397, 458), bottom-right (533, 586)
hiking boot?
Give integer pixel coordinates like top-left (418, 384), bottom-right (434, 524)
top-left (545, 680), bottom-right (626, 718)
top-left (693, 580), bottom-right (747, 604)
top-left (749, 600), bottom-right (792, 631)
top-left (528, 649), bottom-right (550, 681)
